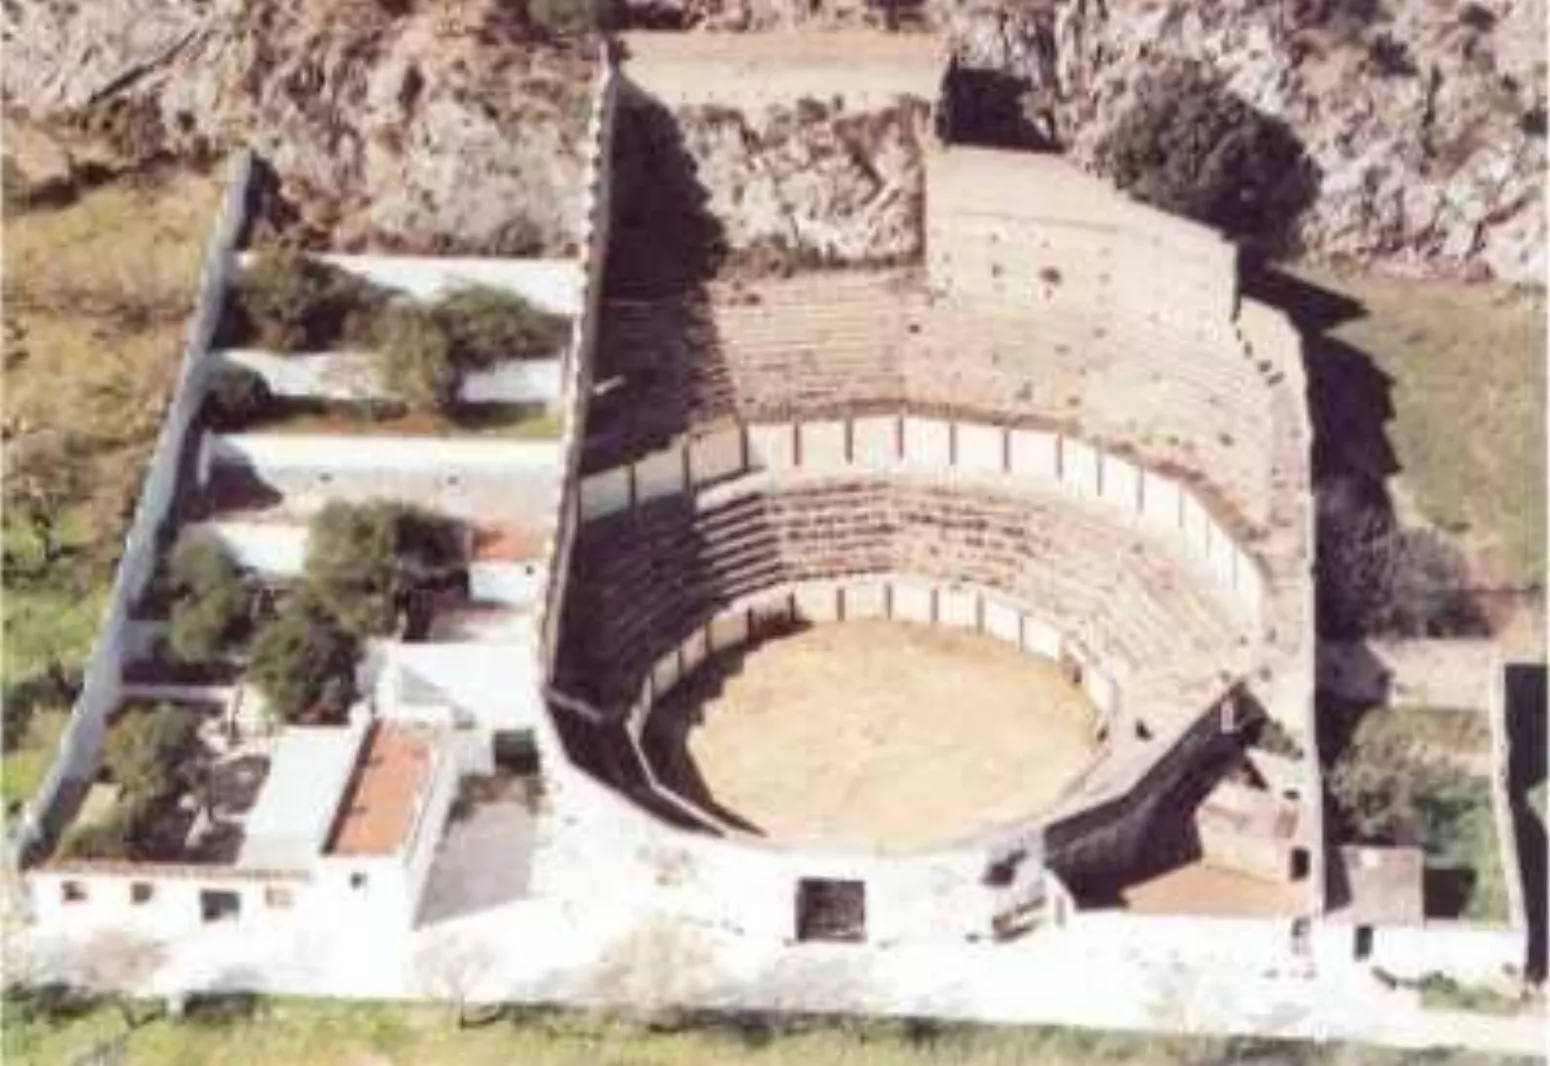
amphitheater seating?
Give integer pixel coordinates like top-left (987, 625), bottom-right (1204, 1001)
top-left (586, 270), bottom-right (1280, 530)
top-left (557, 474), bottom-right (1248, 709)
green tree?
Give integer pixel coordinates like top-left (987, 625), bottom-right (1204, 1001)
top-left (303, 500), bottom-right (463, 637)
top-left (166, 537), bottom-right (250, 663)
top-left (434, 285), bottom-right (570, 368)
top-left (227, 247), bottom-right (387, 351)
top-left (202, 364), bottom-right (272, 430)
top-left (375, 306), bottom-right (457, 410)
top-left (248, 592), bottom-right (359, 723)
top-left (1093, 61), bottom-right (1315, 247)
top-left (103, 705), bottom-right (200, 803)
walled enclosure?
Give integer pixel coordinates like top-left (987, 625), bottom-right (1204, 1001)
top-left (542, 38), bottom-right (1322, 936)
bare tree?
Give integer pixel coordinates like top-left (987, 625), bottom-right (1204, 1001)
top-left (414, 934), bottom-right (496, 1028)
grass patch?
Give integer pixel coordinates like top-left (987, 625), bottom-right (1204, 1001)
top-left (1285, 261), bottom-right (1545, 587)
top-left (2, 154), bottom-right (222, 818)
top-left (2, 996), bottom-right (1540, 1066)
top-left (2, 708), bottom-right (68, 816)
top-left (1326, 703), bottom-right (1509, 921)
top-left (1415, 973), bottom-right (1540, 1016)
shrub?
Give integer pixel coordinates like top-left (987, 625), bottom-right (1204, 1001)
top-left (1093, 61), bottom-right (1316, 247)
top-left (167, 537), bottom-right (250, 663)
top-left (103, 705), bottom-right (200, 804)
top-left (226, 247), bottom-right (386, 351)
top-left (304, 500), bottom-right (464, 636)
top-left (1316, 483), bottom-right (1489, 638)
top-left (248, 592), bottom-right (360, 724)
top-left (374, 306), bottom-right (458, 410)
top-left (434, 285), bottom-right (570, 368)
top-left (203, 364), bottom-right (272, 430)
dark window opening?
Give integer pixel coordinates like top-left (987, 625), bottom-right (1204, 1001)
top-left (796, 878), bottom-right (866, 943)
top-left (350, 872), bottom-right (369, 891)
top-left (130, 882), bottom-right (154, 905)
top-left (1355, 924), bottom-right (1374, 961)
top-left (200, 889), bottom-right (241, 923)
top-left (61, 881), bottom-right (87, 904)
top-left (1290, 847), bottom-right (1310, 881)
top-left (494, 729), bottom-right (541, 775)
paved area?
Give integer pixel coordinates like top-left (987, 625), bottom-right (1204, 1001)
top-left (416, 777), bottom-right (537, 928)
top-left (11, 887), bottom-right (1542, 1056)
top-left (649, 621), bottom-right (1098, 851)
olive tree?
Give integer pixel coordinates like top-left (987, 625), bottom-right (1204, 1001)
top-left (1093, 61), bottom-right (1316, 248)
top-left (166, 536), bottom-right (251, 664)
top-left (303, 500), bottom-right (464, 637)
top-left (247, 592), bottom-right (360, 724)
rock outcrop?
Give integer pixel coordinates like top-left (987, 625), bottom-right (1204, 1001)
top-left (3, 0), bottom-right (595, 255)
top-left (5, 0), bottom-right (1543, 280)
top-left (674, 99), bottom-right (929, 267)
top-left (943, 0), bottom-right (1546, 283)
top-left (617, 0), bottom-right (1548, 283)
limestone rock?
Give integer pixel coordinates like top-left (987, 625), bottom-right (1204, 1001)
top-left (3, 0), bottom-right (595, 255)
top-left (675, 100), bottom-right (928, 266)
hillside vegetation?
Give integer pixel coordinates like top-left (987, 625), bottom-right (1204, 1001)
top-left (1, 130), bottom-right (222, 814)
top-left (2, 996), bottom-right (1540, 1066)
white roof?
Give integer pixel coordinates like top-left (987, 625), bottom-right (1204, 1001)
top-left (237, 722), bottom-right (368, 871)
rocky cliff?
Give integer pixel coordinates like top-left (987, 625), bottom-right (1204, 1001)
top-left (5, 0), bottom-right (1544, 280)
top-left (627, 0), bottom-right (1546, 283)
top-left (3, 0), bottom-right (596, 254)
top-left (944, 0), bottom-right (1546, 283)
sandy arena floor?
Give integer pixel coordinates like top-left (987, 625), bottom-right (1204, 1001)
top-left (652, 621), bottom-right (1100, 852)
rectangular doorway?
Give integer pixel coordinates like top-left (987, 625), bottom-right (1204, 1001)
top-left (200, 889), bottom-right (241, 924)
top-left (796, 878), bottom-right (866, 943)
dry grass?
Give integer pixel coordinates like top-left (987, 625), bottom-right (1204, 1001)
top-left (1286, 261), bottom-right (1545, 590)
top-left (2, 153), bottom-right (222, 812)
top-left (2, 997), bottom-right (1535, 1066)
top-left (662, 621), bottom-right (1098, 851)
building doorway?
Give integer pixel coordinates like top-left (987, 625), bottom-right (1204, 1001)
top-left (199, 889), bottom-right (241, 924)
top-left (796, 878), bottom-right (866, 943)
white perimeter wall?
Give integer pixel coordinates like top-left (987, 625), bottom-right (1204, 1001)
top-left (214, 349), bottom-right (564, 406)
top-left (11, 153), bottom-right (256, 869)
top-left (230, 253), bottom-right (584, 317)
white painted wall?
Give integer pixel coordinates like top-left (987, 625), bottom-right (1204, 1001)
top-left (216, 349), bottom-right (564, 405)
top-left (373, 642), bottom-right (545, 731)
top-left (12, 152), bottom-right (257, 866)
top-left (470, 559), bottom-right (545, 608)
top-left (246, 253), bottom-right (586, 316)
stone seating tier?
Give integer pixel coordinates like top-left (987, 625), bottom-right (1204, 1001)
top-left (585, 270), bottom-right (1279, 529)
top-left (557, 475), bottom-right (1247, 709)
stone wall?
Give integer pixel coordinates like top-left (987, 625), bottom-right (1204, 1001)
top-left (540, 49), bottom-right (619, 682)
top-left (925, 147), bottom-right (1238, 328)
top-left (11, 152), bottom-right (255, 869)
